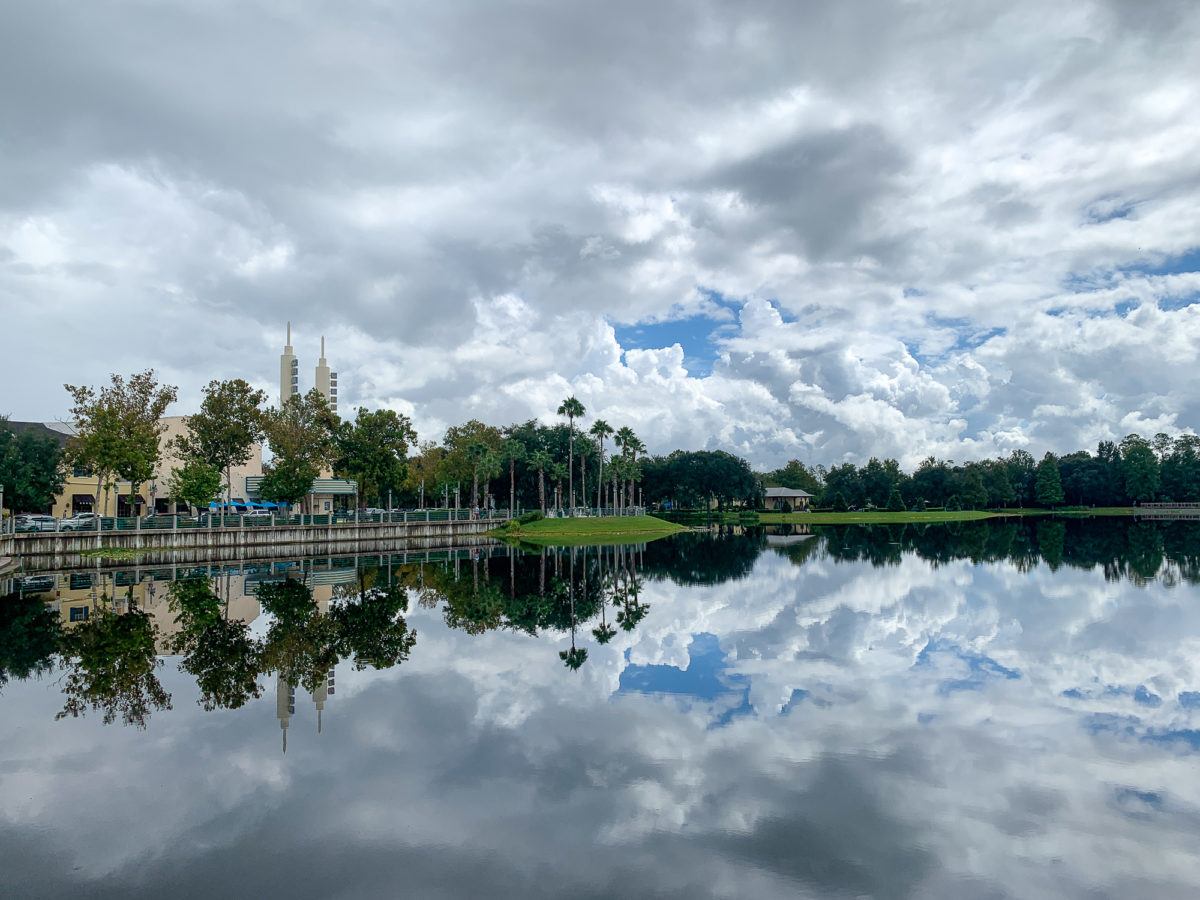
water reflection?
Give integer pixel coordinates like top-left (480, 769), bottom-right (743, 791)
top-left (5, 518), bottom-right (1200, 896)
top-left (4, 519), bottom-right (1200, 732)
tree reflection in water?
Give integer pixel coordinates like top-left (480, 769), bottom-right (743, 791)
top-left (419, 543), bottom-right (649, 670)
top-left (4, 517), bottom-right (1200, 727)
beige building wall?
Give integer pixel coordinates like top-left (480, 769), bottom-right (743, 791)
top-left (52, 416), bottom-right (264, 518)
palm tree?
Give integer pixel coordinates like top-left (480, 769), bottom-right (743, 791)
top-left (466, 442), bottom-right (494, 510)
top-left (529, 449), bottom-right (551, 514)
top-left (590, 419), bottom-right (613, 510)
top-left (550, 462), bottom-right (568, 512)
top-left (501, 438), bottom-right (525, 515)
top-left (556, 395), bottom-right (586, 511)
top-left (560, 548), bottom-right (588, 670)
top-left (614, 429), bottom-right (645, 509)
top-left (626, 438), bottom-right (645, 508)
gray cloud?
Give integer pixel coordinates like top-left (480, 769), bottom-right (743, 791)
top-left (2, 0), bottom-right (1200, 465)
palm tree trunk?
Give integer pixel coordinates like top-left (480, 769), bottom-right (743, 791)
top-left (509, 458), bottom-right (516, 515)
top-left (596, 439), bottom-right (603, 510)
top-left (568, 423), bottom-right (574, 510)
top-left (538, 467), bottom-right (545, 513)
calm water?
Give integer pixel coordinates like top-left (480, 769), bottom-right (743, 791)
top-left (3, 519), bottom-right (1200, 898)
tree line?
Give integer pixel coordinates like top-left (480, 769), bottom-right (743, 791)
top-left (762, 433), bottom-right (1200, 511)
top-left (4, 368), bottom-right (1200, 515)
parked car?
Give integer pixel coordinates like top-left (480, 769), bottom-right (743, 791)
top-left (17, 514), bottom-right (58, 532)
top-left (243, 509), bottom-right (273, 519)
top-left (59, 512), bottom-right (100, 531)
top-left (14, 517), bottom-right (41, 533)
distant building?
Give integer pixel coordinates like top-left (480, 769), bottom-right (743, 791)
top-left (763, 486), bottom-right (812, 512)
top-left (280, 324), bottom-right (338, 415)
top-left (7, 416), bottom-right (263, 517)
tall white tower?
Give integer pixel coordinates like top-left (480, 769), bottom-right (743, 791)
top-left (280, 322), bottom-right (299, 406)
top-left (315, 336), bottom-right (337, 414)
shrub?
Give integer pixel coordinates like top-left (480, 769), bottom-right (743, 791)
top-left (516, 510), bottom-right (544, 525)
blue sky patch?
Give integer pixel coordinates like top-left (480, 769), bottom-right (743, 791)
top-left (619, 632), bottom-right (751, 727)
top-left (1134, 685), bottom-right (1163, 708)
top-left (612, 289), bottom-right (742, 376)
top-left (914, 638), bottom-right (1021, 695)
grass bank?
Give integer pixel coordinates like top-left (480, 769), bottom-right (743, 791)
top-left (490, 515), bottom-right (685, 546)
top-left (670, 507), bottom-right (1141, 526)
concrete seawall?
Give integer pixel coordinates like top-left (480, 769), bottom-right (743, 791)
top-left (2, 518), bottom-right (503, 571)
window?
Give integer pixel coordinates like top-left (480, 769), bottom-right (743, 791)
top-left (69, 607), bottom-right (89, 622)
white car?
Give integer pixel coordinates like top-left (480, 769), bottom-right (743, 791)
top-left (59, 513), bottom-right (100, 531)
top-left (17, 514), bottom-right (58, 532)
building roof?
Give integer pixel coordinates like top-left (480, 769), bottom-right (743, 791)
top-left (764, 486), bottom-right (813, 498)
top-left (245, 475), bottom-right (359, 497)
top-left (3, 420), bottom-right (75, 448)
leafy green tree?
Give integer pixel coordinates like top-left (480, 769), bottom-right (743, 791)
top-left (333, 407), bottom-right (417, 507)
top-left (821, 464), bottom-right (863, 509)
top-left (1005, 450), bottom-right (1037, 507)
top-left (831, 490), bottom-right (849, 512)
top-left (172, 379), bottom-right (266, 506)
top-left (56, 596), bottom-right (171, 728)
top-left (168, 579), bottom-right (263, 711)
top-left (886, 487), bottom-right (906, 512)
top-left (260, 389), bottom-right (338, 510)
top-left (65, 370), bottom-right (177, 519)
top-left (1035, 452), bottom-right (1065, 507)
top-left (1120, 435), bottom-right (1160, 502)
top-left (557, 396), bottom-right (586, 508)
top-left (1161, 435), bottom-right (1200, 502)
top-left (257, 579), bottom-right (339, 695)
top-left (330, 582), bottom-right (416, 670)
top-left (0, 418), bottom-right (64, 514)
top-left (259, 455), bottom-right (321, 507)
top-left (166, 459), bottom-right (222, 512)
top-left (982, 461), bottom-right (1015, 508)
top-left (765, 459), bottom-right (823, 495)
top-left (909, 457), bottom-right (953, 508)
top-left (441, 420), bottom-right (503, 502)
top-left (0, 592), bottom-right (62, 688)
top-left (959, 468), bottom-right (989, 509)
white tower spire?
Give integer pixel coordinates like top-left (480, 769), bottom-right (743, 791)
top-left (280, 322), bottom-right (299, 406)
top-left (315, 335), bottom-right (337, 414)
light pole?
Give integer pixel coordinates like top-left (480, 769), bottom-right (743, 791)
top-left (0, 483), bottom-right (5, 534)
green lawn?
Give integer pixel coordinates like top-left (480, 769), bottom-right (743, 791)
top-left (757, 507), bottom-right (1140, 525)
top-left (491, 515), bottom-right (685, 545)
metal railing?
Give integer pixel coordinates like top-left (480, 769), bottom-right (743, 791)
top-left (4, 504), bottom-right (649, 536)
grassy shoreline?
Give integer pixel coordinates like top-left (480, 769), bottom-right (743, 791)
top-left (667, 507), bottom-right (1141, 526)
top-left (490, 514), bottom-right (686, 545)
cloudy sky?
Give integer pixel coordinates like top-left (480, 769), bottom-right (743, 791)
top-left (2, 0), bottom-right (1199, 468)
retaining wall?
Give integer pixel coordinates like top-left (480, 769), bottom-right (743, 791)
top-left (4, 518), bottom-right (503, 572)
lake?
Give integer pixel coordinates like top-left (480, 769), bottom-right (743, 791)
top-left (2, 518), bottom-right (1200, 898)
